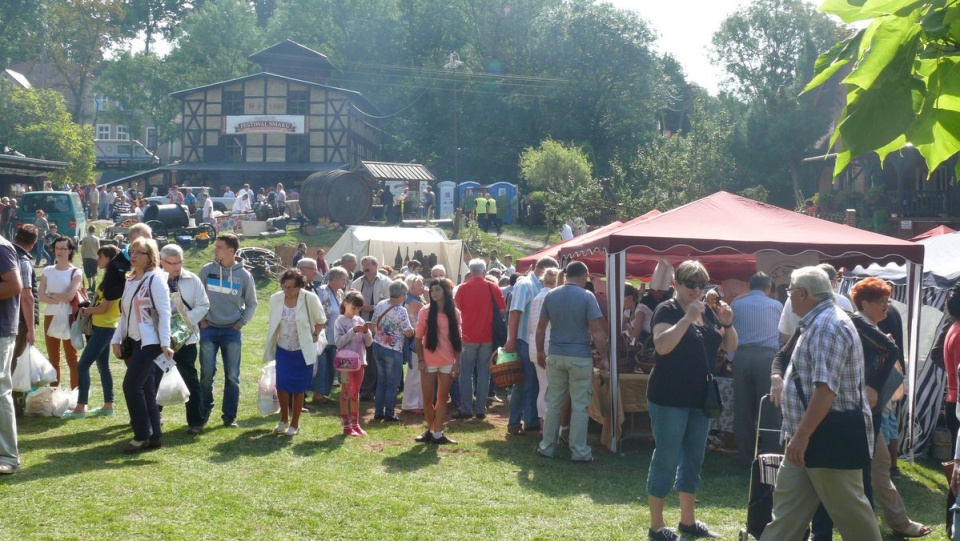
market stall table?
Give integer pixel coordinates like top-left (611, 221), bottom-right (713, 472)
top-left (215, 212), bottom-right (257, 232)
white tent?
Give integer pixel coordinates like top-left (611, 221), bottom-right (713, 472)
top-left (324, 226), bottom-right (468, 281)
top-left (848, 230), bottom-right (960, 288)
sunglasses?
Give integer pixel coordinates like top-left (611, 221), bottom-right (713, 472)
top-left (679, 280), bottom-right (708, 290)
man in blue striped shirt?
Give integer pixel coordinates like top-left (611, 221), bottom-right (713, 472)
top-left (731, 272), bottom-right (783, 466)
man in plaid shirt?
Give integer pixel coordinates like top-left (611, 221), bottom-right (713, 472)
top-left (761, 266), bottom-right (880, 541)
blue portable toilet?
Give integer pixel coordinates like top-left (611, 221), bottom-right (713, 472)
top-left (487, 181), bottom-right (518, 224)
top-left (457, 181), bottom-right (481, 214)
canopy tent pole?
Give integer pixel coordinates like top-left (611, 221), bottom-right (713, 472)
top-left (904, 260), bottom-right (923, 461)
top-left (607, 250), bottom-right (625, 453)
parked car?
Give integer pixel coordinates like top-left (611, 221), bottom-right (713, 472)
top-left (17, 191), bottom-right (86, 241)
top-left (94, 139), bottom-right (160, 169)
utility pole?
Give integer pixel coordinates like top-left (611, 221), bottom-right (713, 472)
top-left (444, 52), bottom-right (464, 207)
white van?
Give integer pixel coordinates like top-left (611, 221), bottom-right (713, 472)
top-left (94, 139), bottom-right (160, 169)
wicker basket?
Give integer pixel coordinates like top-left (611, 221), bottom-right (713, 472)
top-left (491, 349), bottom-right (525, 387)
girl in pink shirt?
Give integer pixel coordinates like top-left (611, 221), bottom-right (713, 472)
top-left (415, 279), bottom-right (462, 444)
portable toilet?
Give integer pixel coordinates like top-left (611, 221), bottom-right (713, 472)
top-left (437, 181), bottom-right (456, 219)
top-left (487, 181), bottom-right (518, 224)
top-left (457, 181), bottom-right (481, 215)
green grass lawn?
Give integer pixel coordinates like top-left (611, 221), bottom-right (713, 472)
top-left (4, 228), bottom-right (953, 540)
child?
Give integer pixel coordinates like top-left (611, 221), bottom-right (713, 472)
top-left (334, 291), bottom-right (373, 436)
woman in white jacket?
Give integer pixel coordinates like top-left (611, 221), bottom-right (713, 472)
top-left (159, 244), bottom-right (210, 434)
top-left (264, 269), bottom-right (326, 436)
top-left (111, 237), bottom-right (172, 453)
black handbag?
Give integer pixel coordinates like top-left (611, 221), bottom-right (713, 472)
top-left (792, 374), bottom-right (871, 470)
top-left (699, 322), bottom-right (723, 419)
top-left (489, 284), bottom-right (507, 348)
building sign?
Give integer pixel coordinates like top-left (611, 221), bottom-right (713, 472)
top-left (223, 115), bottom-right (306, 135)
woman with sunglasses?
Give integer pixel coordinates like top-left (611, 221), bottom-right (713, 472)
top-left (645, 260), bottom-right (736, 541)
top-left (111, 237), bottom-right (172, 453)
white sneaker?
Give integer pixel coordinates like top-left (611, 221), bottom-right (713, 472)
top-left (274, 422), bottom-right (288, 434)
top-left (285, 426), bottom-right (300, 436)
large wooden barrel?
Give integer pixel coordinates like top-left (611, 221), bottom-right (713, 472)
top-left (300, 170), bottom-right (372, 224)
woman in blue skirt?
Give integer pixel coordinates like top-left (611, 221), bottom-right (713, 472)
top-left (264, 269), bottom-right (326, 436)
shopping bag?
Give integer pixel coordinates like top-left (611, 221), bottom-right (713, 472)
top-left (12, 350), bottom-right (32, 392)
top-left (70, 318), bottom-right (86, 350)
top-left (156, 366), bottom-right (190, 406)
top-left (25, 387), bottom-right (72, 416)
top-left (47, 303), bottom-right (72, 340)
top-left (257, 361), bottom-right (279, 415)
top-left (27, 345), bottom-right (57, 386)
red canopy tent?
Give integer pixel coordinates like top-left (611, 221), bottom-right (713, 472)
top-left (909, 224), bottom-right (955, 242)
top-left (558, 191), bottom-right (926, 452)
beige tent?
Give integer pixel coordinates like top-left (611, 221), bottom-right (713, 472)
top-left (323, 226), bottom-right (468, 281)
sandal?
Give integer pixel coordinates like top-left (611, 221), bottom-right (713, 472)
top-left (892, 521), bottom-right (932, 538)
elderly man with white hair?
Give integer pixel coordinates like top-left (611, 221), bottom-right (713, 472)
top-left (296, 257), bottom-right (321, 294)
top-left (452, 258), bottom-right (506, 420)
top-left (761, 266), bottom-right (879, 541)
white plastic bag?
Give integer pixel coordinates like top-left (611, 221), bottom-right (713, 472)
top-left (70, 318), bottom-right (85, 350)
top-left (156, 367), bottom-right (190, 406)
top-left (47, 303), bottom-right (72, 340)
top-left (257, 361), bottom-right (279, 415)
top-left (24, 387), bottom-right (72, 417)
top-left (23, 345), bottom-right (57, 386)
top-left (11, 349), bottom-right (31, 392)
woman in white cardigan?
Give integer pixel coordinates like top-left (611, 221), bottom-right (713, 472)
top-left (111, 237), bottom-right (172, 453)
top-left (264, 269), bottom-right (326, 436)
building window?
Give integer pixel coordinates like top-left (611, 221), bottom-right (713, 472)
top-left (221, 134), bottom-right (245, 163)
top-left (286, 135), bottom-right (309, 163)
top-left (96, 124), bottom-right (111, 140)
top-left (145, 127), bottom-right (158, 150)
top-left (287, 90), bottom-right (309, 115)
top-left (117, 125), bottom-right (129, 140)
top-left (94, 94), bottom-right (108, 112)
top-left (223, 90), bottom-right (244, 115)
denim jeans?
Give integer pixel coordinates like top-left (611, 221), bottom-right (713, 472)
top-left (508, 339), bottom-right (540, 429)
top-left (76, 325), bottom-right (115, 404)
top-left (199, 325), bottom-right (242, 423)
top-left (458, 342), bottom-right (493, 415)
top-left (123, 341), bottom-right (162, 442)
top-left (373, 343), bottom-right (403, 418)
top-left (312, 345), bottom-right (337, 397)
top-left (646, 401), bottom-right (711, 498)
top-left (0, 335), bottom-right (19, 468)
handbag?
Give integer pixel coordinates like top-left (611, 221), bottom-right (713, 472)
top-left (334, 333), bottom-right (363, 371)
top-left (489, 283), bottom-right (507, 348)
top-left (792, 373), bottom-right (871, 470)
top-left (68, 268), bottom-right (88, 325)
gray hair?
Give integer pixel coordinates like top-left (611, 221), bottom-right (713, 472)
top-left (468, 258), bottom-right (487, 275)
top-left (542, 267), bottom-right (560, 287)
top-left (360, 255), bottom-right (378, 267)
top-left (341, 252), bottom-right (357, 264)
top-left (389, 280), bottom-right (408, 298)
top-left (296, 257), bottom-right (318, 271)
top-left (534, 256), bottom-right (559, 271)
top-left (790, 266), bottom-right (833, 302)
top-left (128, 222), bottom-right (152, 240)
top-left (431, 264), bottom-right (446, 276)
top-left (817, 263), bottom-right (839, 283)
top-left (405, 273), bottom-right (424, 289)
top-left (326, 266), bottom-right (349, 282)
top-left (159, 243), bottom-right (183, 260)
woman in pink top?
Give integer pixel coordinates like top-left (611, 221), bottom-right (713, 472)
top-left (415, 279), bottom-right (462, 444)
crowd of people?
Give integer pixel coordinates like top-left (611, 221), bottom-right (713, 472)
top-left (0, 219), bottom-right (955, 541)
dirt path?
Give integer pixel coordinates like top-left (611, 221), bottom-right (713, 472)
top-left (499, 231), bottom-right (547, 253)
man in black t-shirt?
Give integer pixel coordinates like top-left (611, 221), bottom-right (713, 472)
top-left (101, 223), bottom-right (152, 302)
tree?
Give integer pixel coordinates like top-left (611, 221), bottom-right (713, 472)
top-left (0, 0), bottom-right (41, 67)
top-left (96, 51), bottom-right (182, 146)
top-left (712, 0), bottom-right (844, 207)
top-left (519, 139), bottom-right (604, 229)
top-left (804, 0), bottom-right (960, 180)
top-left (27, 0), bottom-right (125, 123)
top-left (0, 81), bottom-right (96, 184)
top-left (119, 0), bottom-right (191, 54)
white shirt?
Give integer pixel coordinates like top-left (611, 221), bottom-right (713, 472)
top-left (224, 189), bottom-right (235, 198)
top-left (233, 196), bottom-right (251, 214)
top-left (202, 198), bottom-right (214, 219)
top-left (561, 223), bottom-right (573, 241)
top-left (779, 291), bottom-right (854, 335)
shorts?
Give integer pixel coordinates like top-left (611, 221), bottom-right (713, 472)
top-left (425, 364), bottom-right (454, 374)
top-left (83, 257), bottom-right (98, 279)
top-left (880, 409), bottom-right (899, 442)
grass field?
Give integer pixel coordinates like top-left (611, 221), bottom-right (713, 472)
top-left (2, 227), bottom-right (953, 540)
